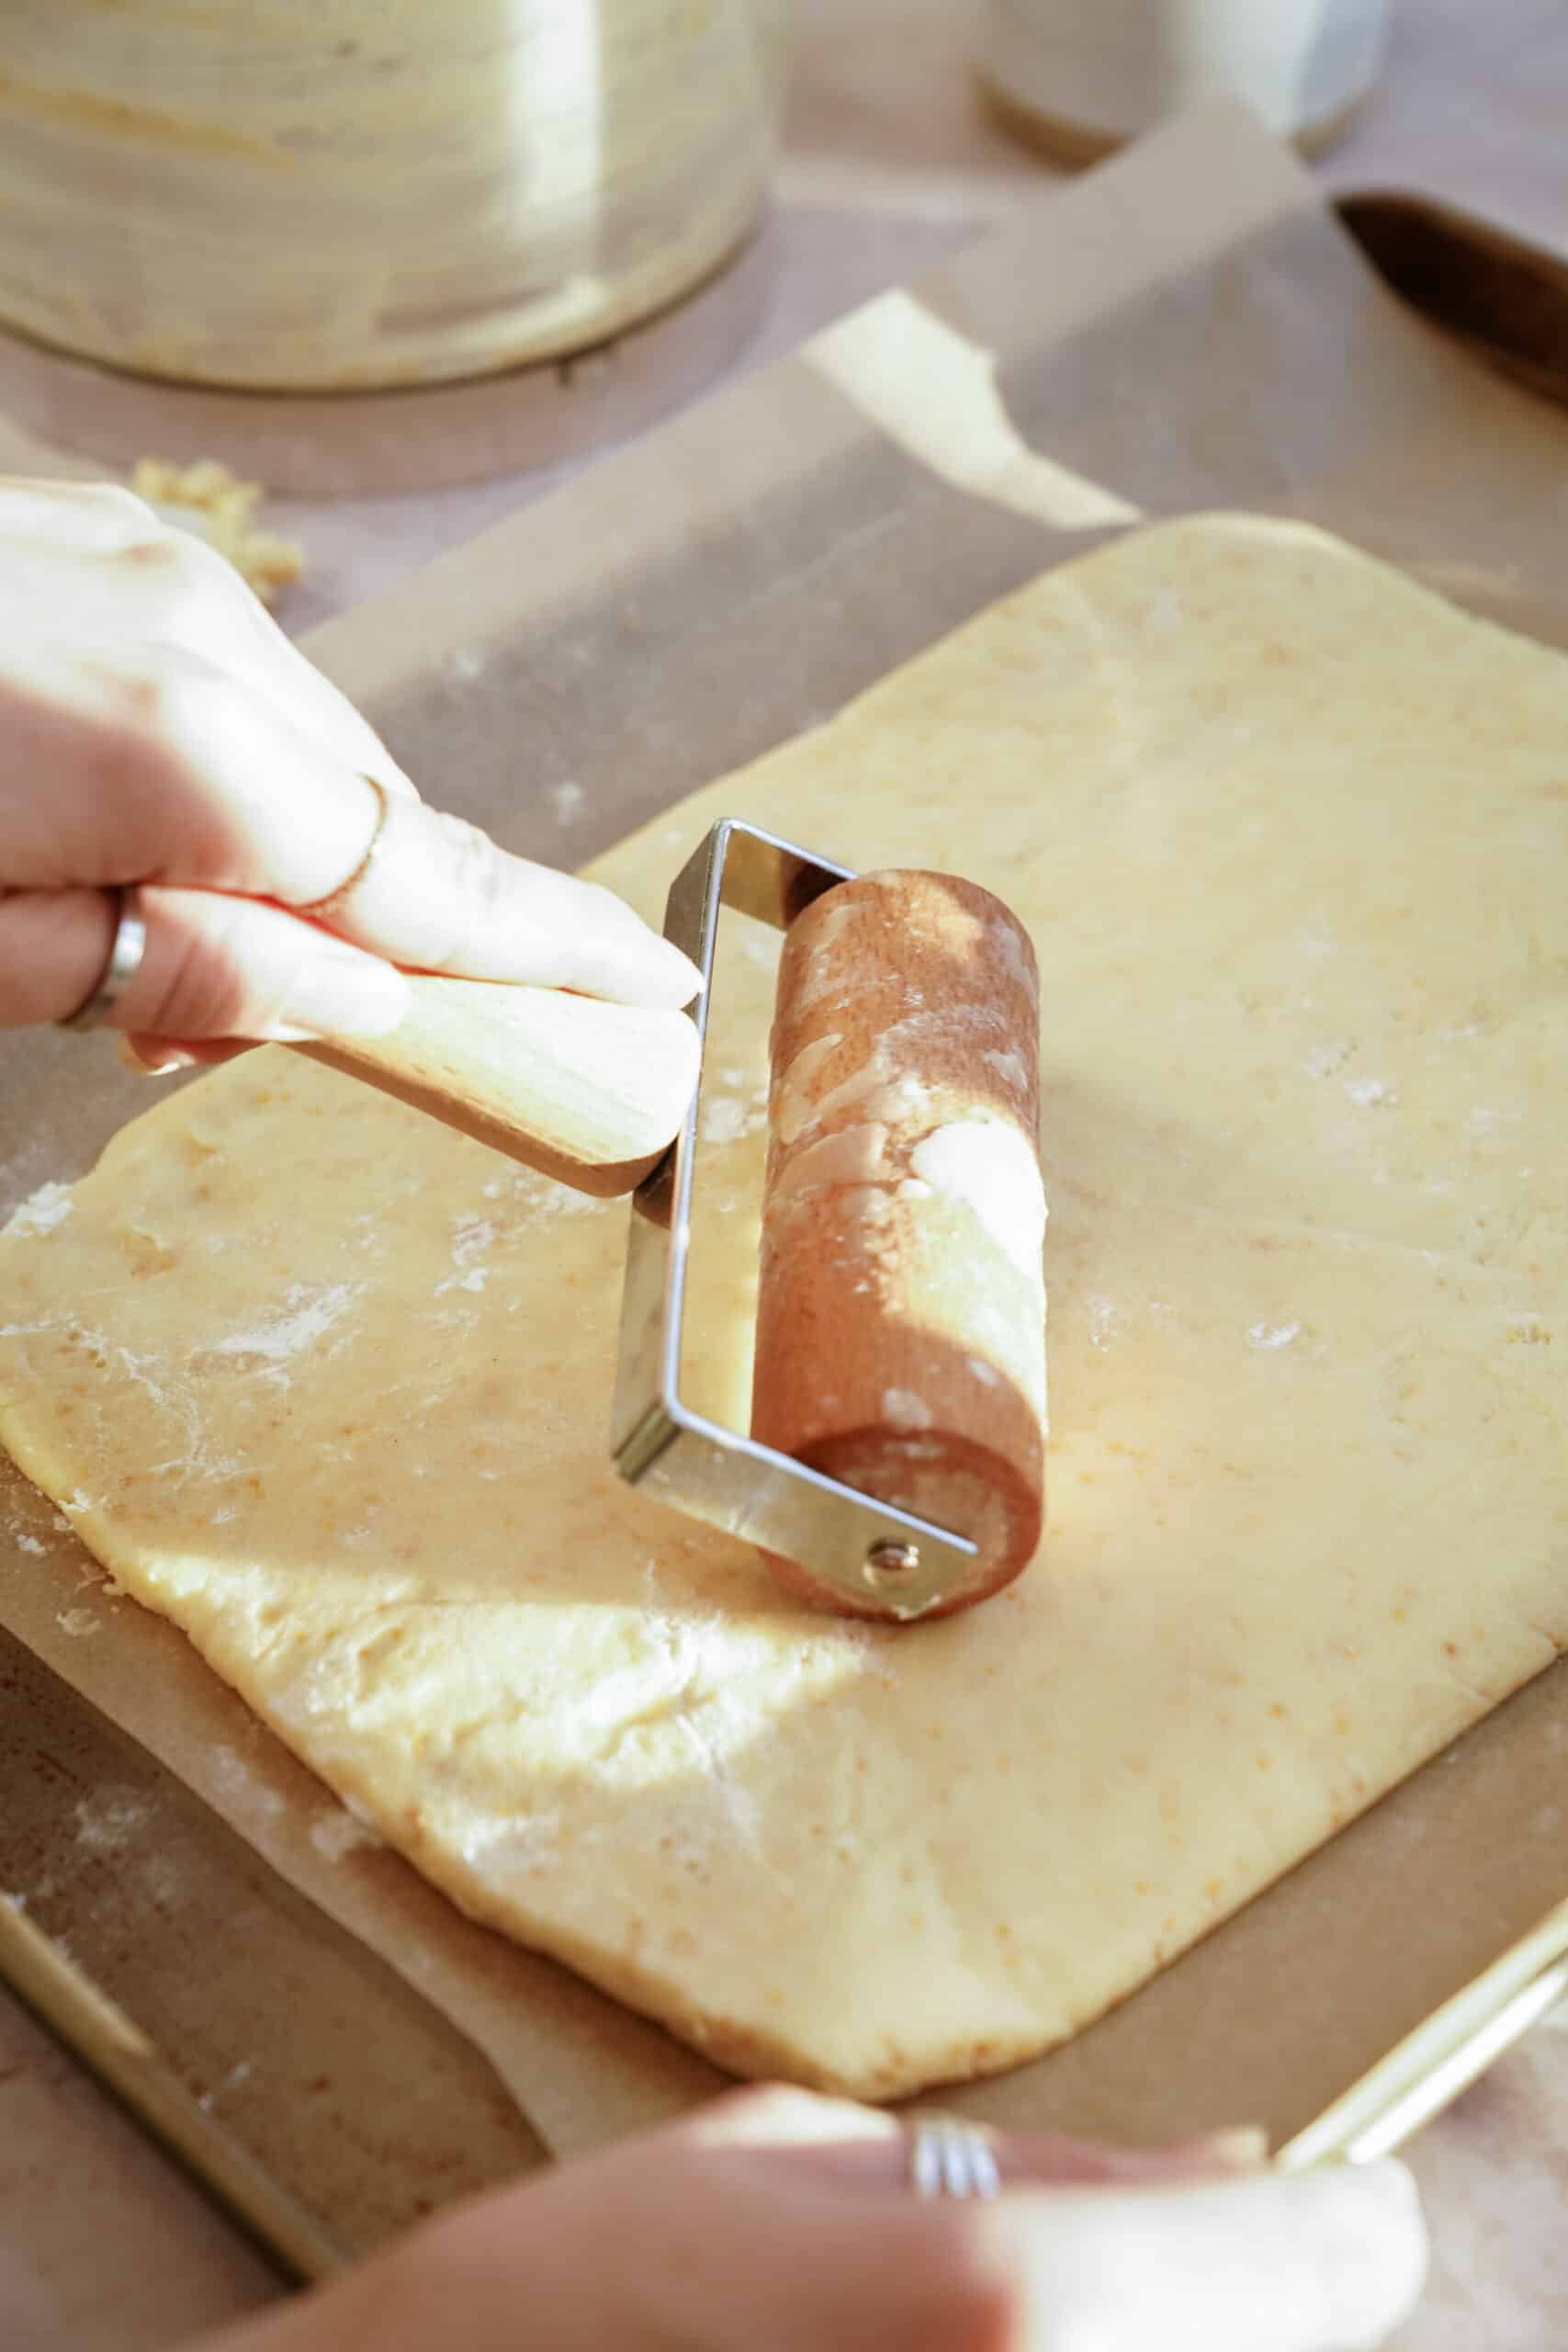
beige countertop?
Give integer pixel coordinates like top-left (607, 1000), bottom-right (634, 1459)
top-left (4, 3), bottom-right (1567, 2346)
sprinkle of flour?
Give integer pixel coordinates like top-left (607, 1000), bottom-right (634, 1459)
top-left (700, 1094), bottom-right (766, 1148)
top-left (436, 1216), bottom-right (497, 1296)
top-left (882, 1387), bottom-right (933, 1431)
top-left (1086, 1295), bottom-right (1120, 1350)
top-left (211, 1283), bottom-right (361, 1364)
top-left (74, 1789), bottom-right (152, 1851)
top-left (5, 1181), bottom-right (73, 1238)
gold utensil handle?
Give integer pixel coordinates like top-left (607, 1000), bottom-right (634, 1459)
top-left (0, 1893), bottom-right (345, 2284)
top-left (1277, 1894), bottom-right (1568, 2171)
top-left (298, 973), bottom-right (700, 1198)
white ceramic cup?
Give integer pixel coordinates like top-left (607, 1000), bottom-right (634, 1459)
top-left (979, 0), bottom-right (1391, 159)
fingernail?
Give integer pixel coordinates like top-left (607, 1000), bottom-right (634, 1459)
top-left (657, 940), bottom-right (705, 1003)
top-left (274, 954), bottom-right (412, 1040)
top-left (118, 1036), bottom-right (197, 1077)
top-left (1190, 2126), bottom-right (1271, 2168)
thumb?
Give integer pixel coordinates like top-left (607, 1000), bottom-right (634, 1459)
top-left (3, 884), bottom-right (410, 1041)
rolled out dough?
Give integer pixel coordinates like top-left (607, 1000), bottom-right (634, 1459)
top-left (3, 516), bottom-right (1565, 2098)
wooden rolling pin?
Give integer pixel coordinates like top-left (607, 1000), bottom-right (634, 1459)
top-left (751, 871), bottom-right (1047, 1617)
top-left (298, 972), bottom-right (700, 1197)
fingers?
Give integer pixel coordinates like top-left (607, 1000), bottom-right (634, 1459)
top-left (0, 479), bottom-right (157, 546)
top-left (986, 2124), bottom-right (1273, 2187)
top-left (309, 789), bottom-right (701, 1010)
top-left (177, 2088), bottom-right (1426, 2352)
top-left (680, 2084), bottom-right (1267, 2191)
top-left (0, 628), bottom-right (699, 1013)
top-left (636, 2089), bottom-right (1425, 2352)
top-left (116, 888), bottom-right (408, 1041)
top-left (744, 2149), bottom-right (1425, 2352)
top-left (120, 1035), bottom-right (253, 1073)
top-left (0, 479), bottom-right (413, 794)
top-left (0, 885), bottom-right (409, 1042)
top-left (968, 2160), bottom-right (1427, 2352)
top-left (655, 2082), bottom-right (898, 2155)
top-left (0, 643), bottom-right (413, 905)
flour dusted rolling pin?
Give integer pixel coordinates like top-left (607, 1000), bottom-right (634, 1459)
top-left (752, 872), bottom-right (1047, 1616)
top-left (291, 818), bottom-right (1053, 1609)
top-left (612, 822), bottom-right (1048, 1623)
top-left (299, 973), bottom-right (701, 1198)
top-left (293, 824), bottom-right (1048, 1613)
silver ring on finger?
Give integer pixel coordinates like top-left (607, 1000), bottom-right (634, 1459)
top-left (57, 886), bottom-right (148, 1032)
top-left (906, 2114), bottom-right (1002, 2200)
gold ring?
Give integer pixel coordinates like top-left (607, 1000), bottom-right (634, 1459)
top-left (298, 776), bottom-right (392, 922)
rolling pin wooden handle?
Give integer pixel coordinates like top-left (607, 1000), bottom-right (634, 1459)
top-left (295, 970), bottom-right (700, 1198)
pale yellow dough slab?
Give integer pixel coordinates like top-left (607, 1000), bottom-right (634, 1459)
top-left (3, 516), bottom-right (1566, 2099)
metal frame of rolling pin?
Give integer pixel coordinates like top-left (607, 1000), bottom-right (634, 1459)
top-left (611, 818), bottom-right (980, 1620)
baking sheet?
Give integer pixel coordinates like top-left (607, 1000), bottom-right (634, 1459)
top-left (0, 1624), bottom-right (549, 2261)
top-left (4, 102), bottom-right (1567, 2174)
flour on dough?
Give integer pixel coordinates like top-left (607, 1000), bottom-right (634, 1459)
top-left (2, 516), bottom-right (1565, 2097)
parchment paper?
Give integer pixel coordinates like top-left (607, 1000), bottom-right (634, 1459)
top-left (5, 103), bottom-right (1567, 2176)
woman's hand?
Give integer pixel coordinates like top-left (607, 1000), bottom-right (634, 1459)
top-left (0, 481), bottom-right (698, 1064)
top-left (197, 2086), bottom-right (1427, 2352)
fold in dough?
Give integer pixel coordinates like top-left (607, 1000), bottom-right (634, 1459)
top-left (3, 516), bottom-right (1565, 2098)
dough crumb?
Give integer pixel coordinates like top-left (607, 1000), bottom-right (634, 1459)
top-left (131, 457), bottom-right (304, 606)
